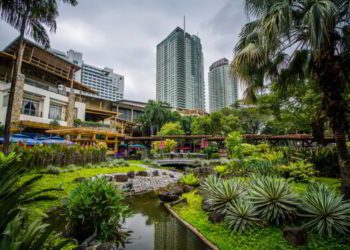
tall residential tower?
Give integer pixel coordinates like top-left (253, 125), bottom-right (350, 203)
top-left (156, 27), bottom-right (205, 111)
top-left (208, 58), bottom-right (238, 112)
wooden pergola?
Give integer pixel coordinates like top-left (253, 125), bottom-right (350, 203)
top-left (46, 127), bottom-right (124, 152)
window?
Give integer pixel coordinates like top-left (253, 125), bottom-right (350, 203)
top-left (49, 104), bottom-right (63, 120)
top-left (22, 99), bottom-right (40, 116)
top-left (2, 95), bottom-right (8, 107)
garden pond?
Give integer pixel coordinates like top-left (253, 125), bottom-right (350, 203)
top-left (123, 192), bottom-right (210, 250)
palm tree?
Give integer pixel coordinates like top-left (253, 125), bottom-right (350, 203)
top-left (140, 100), bottom-right (171, 135)
top-left (0, 0), bottom-right (78, 154)
top-left (233, 0), bottom-right (350, 198)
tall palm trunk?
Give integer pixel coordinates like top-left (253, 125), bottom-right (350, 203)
top-left (3, 11), bottom-right (28, 154)
top-left (315, 50), bottom-right (350, 199)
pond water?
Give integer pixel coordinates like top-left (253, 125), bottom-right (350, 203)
top-left (123, 192), bottom-right (210, 250)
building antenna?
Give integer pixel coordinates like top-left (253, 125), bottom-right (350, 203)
top-left (183, 16), bottom-right (186, 37)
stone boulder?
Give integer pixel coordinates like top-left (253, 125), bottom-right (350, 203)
top-left (159, 192), bottom-right (179, 202)
top-left (283, 227), bottom-right (307, 246)
top-left (96, 243), bottom-right (118, 250)
top-left (152, 170), bottom-right (159, 176)
top-left (202, 199), bottom-right (212, 212)
top-left (136, 171), bottom-right (148, 177)
top-left (74, 177), bottom-right (87, 182)
top-left (169, 174), bottom-right (175, 178)
top-left (127, 171), bottom-right (135, 179)
top-left (208, 211), bottom-right (225, 223)
top-left (114, 174), bottom-right (128, 182)
top-left (183, 185), bottom-right (195, 193)
top-left (171, 185), bottom-right (185, 196)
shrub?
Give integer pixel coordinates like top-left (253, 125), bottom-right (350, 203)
top-left (64, 178), bottom-right (129, 245)
top-left (180, 173), bottom-right (199, 186)
top-left (281, 146), bottom-right (339, 177)
top-left (300, 183), bottom-right (350, 237)
top-left (214, 165), bottom-right (230, 176)
top-left (278, 161), bottom-right (316, 182)
top-left (249, 177), bottom-right (298, 225)
top-left (46, 165), bottom-right (62, 175)
top-left (201, 176), bottom-right (246, 213)
top-left (225, 132), bottom-right (243, 158)
top-left (225, 199), bottom-right (260, 233)
top-left (12, 144), bottom-right (107, 169)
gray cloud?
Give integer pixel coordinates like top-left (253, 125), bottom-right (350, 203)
top-left (0, 0), bottom-right (246, 109)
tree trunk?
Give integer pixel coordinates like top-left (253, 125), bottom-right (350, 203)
top-left (315, 51), bottom-right (350, 199)
top-left (3, 13), bottom-right (28, 154)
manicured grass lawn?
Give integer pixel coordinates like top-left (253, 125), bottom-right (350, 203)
top-left (23, 165), bottom-right (145, 218)
top-left (172, 178), bottom-right (350, 250)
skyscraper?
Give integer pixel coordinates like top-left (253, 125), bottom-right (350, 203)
top-left (156, 27), bottom-right (205, 111)
top-left (208, 58), bottom-right (238, 112)
top-left (53, 49), bottom-right (124, 102)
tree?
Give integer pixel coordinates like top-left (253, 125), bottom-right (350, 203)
top-left (233, 0), bottom-right (350, 198)
top-left (0, 0), bottom-right (78, 154)
top-left (138, 100), bottom-right (171, 136)
top-left (158, 122), bottom-right (184, 136)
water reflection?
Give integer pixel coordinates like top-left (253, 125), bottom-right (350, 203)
top-left (123, 192), bottom-right (209, 250)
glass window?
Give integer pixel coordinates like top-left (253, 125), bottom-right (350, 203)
top-left (49, 104), bottom-right (63, 120)
top-left (2, 95), bottom-right (8, 107)
top-left (22, 99), bottom-right (40, 116)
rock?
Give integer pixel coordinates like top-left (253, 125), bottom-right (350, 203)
top-left (171, 185), bottom-right (185, 195)
top-left (208, 211), bottom-right (225, 223)
top-left (169, 174), bottom-right (175, 178)
top-left (136, 171), bottom-right (148, 177)
top-left (171, 198), bottom-right (188, 206)
top-left (162, 172), bottom-right (167, 175)
top-left (283, 227), bottom-right (307, 246)
top-left (124, 182), bottom-right (133, 190)
top-left (202, 199), bottom-right (212, 212)
top-left (74, 177), bottom-right (87, 182)
top-left (114, 174), bottom-right (128, 182)
top-left (152, 170), bottom-right (159, 176)
top-left (159, 192), bottom-right (179, 202)
top-left (183, 185), bottom-right (195, 193)
top-left (96, 243), bottom-right (118, 250)
top-left (127, 171), bottom-right (135, 179)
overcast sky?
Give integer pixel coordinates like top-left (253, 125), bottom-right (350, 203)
top-left (0, 0), bottom-right (246, 110)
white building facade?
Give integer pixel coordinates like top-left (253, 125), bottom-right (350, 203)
top-left (156, 27), bottom-right (205, 111)
top-left (208, 58), bottom-right (239, 112)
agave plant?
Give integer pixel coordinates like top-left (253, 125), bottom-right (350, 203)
top-left (180, 173), bottom-right (199, 186)
top-left (201, 175), bottom-right (246, 213)
top-left (300, 183), bottom-right (350, 237)
top-left (249, 177), bottom-right (298, 225)
top-left (225, 198), bottom-right (260, 233)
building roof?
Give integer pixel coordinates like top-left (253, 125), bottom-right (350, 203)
top-left (1, 37), bottom-right (96, 94)
top-left (114, 99), bottom-right (147, 108)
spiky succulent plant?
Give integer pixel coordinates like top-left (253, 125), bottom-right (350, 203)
top-left (225, 198), bottom-right (260, 233)
top-left (249, 176), bottom-right (298, 225)
top-left (201, 175), bottom-right (246, 213)
top-left (300, 183), bottom-right (350, 237)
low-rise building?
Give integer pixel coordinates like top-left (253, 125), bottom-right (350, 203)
top-left (114, 99), bottom-right (147, 122)
top-left (0, 38), bottom-right (95, 132)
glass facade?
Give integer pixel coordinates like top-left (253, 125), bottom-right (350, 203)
top-left (156, 27), bottom-right (205, 111)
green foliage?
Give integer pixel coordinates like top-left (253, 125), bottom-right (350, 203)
top-left (1, 211), bottom-right (71, 249)
top-left (300, 183), bottom-right (350, 237)
top-left (202, 145), bottom-right (219, 159)
top-left (278, 161), bottom-right (316, 183)
top-left (151, 139), bottom-right (177, 153)
top-left (158, 122), bottom-right (184, 135)
top-left (249, 177), bottom-right (298, 225)
top-left (173, 191), bottom-right (349, 250)
top-left (64, 178), bottom-right (129, 245)
top-left (0, 152), bottom-right (69, 249)
top-left (282, 146), bottom-right (339, 177)
top-left (180, 173), bottom-right (199, 186)
top-left (225, 199), bottom-right (260, 233)
top-left (12, 144), bottom-right (107, 168)
top-left (214, 165), bottom-right (230, 176)
top-left (225, 131), bottom-right (244, 158)
top-left (201, 176), bottom-right (246, 213)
